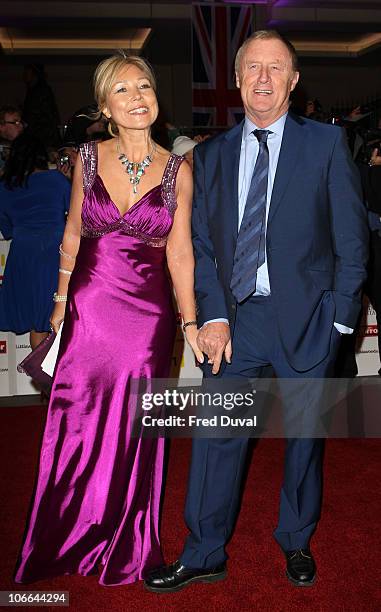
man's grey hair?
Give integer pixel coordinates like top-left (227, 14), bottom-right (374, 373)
top-left (235, 30), bottom-right (299, 76)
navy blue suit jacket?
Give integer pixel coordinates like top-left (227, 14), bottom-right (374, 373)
top-left (192, 112), bottom-right (369, 372)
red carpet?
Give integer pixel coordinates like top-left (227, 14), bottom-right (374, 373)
top-left (1, 404), bottom-right (380, 611)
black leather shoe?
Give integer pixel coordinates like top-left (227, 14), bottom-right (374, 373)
top-left (285, 549), bottom-right (316, 586)
top-left (144, 559), bottom-right (227, 593)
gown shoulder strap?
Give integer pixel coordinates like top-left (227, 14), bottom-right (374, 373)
top-left (79, 141), bottom-right (98, 192)
top-left (161, 154), bottom-right (185, 215)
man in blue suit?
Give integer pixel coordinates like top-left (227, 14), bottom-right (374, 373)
top-left (145, 30), bottom-right (368, 592)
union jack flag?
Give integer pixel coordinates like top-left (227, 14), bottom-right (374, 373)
top-left (192, 2), bottom-right (253, 127)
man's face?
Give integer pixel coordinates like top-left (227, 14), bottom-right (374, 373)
top-left (236, 37), bottom-right (299, 127)
top-left (0, 112), bottom-right (24, 142)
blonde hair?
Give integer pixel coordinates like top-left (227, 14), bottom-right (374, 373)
top-left (92, 51), bottom-right (157, 137)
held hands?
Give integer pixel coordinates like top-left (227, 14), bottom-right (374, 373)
top-left (184, 325), bottom-right (204, 365)
top-left (50, 302), bottom-right (66, 334)
top-left (196, 322), bottom-right (231, 375)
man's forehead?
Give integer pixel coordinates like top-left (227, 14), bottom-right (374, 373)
top-left (5, 112), bottom-right (21, 119)
top-left (243, 39), bottom-right (291, 62)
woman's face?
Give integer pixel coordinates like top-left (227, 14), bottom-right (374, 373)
top-left (103, 64), bottom-right (158, 132)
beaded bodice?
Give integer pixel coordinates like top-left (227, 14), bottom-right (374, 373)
top-left (79, 141), bottom-right (183, 247)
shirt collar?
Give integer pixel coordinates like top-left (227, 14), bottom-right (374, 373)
top-left (243, 111), bottom-right (288, 141)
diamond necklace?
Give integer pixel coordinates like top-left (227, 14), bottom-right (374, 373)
top-left (116, 138), bottom-right (155, 194)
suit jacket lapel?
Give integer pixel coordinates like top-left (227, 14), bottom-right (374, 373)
top-left (220, 121), bottom-right (243, 243)
top-left (268, 112), bottom-right (305, 225)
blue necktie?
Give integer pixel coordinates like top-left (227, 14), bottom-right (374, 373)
top-left (230, 129), bottom-right (271, 303)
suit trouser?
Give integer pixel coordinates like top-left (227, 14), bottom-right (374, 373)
top-left (180, 294), bottom-right (341, 569)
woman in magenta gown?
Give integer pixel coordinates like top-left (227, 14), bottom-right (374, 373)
top-left (15, 54), bottom-right (201, 586)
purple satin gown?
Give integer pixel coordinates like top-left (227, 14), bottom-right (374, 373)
top-left (15, 142), bottom-right (183, 586)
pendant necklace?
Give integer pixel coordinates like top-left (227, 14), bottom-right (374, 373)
top-left (116, 138), bottom-right (155, 194)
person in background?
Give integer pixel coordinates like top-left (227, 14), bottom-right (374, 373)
top-left (0, 105), bottom-right (24, 144)
top-left (55, 144), bottom-right (79, 182)
top-left (334, 117), bottom-right (381, 378)
top-left (360, 142), bottom-right (381, 375)
top-left (23, 64), bottom-right (61, 148)
top-left (0, 133), bottom-right (71, 349)
top-left (171, 135), bottom-right (197, 170)
top-left (0, 106), bottom-right (25, 175)
top-left (304, 98), bottom-right (324, 122)
top-left (55, 105), bottom-right (110, 180)
top-left (64, 104), bottom-right (109, 147)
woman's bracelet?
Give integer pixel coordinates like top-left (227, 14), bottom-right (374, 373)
top-left (182, 320), bottom-right (197, 333)
top-left (59, 267), bottom-right (72, 276)
top-left (59, 243), bottom-right (76, 261)
top-left (53, 292), bottom-right (67, 303)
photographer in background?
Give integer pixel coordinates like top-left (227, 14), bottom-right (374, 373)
top-left (55, 104), bottom-right (109, 181)
top-left (55, 144), bottom-right (78, 182)
top-left (64, 104), bottom-right (109, 146)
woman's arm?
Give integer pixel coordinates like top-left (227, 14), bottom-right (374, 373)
top-left (166, 160), bottom-right (203, 363)
top-left (50, 155), bottom-right (84, 332)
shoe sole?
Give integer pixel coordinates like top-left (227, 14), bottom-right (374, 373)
top-left (144, 570), bottom-right (227, 593)
top-left (286, 570), bottom-right (316, 587)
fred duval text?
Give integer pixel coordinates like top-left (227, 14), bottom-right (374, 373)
top-left (141, 415), bottom-right (257, 428)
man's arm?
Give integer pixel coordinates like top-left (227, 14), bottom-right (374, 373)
top-left (192, 144), bottom-right (229, 325)
top-left (329, 127), bottom-right (369, 328)
top-left (192, 144), bottom-right (231, 372)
